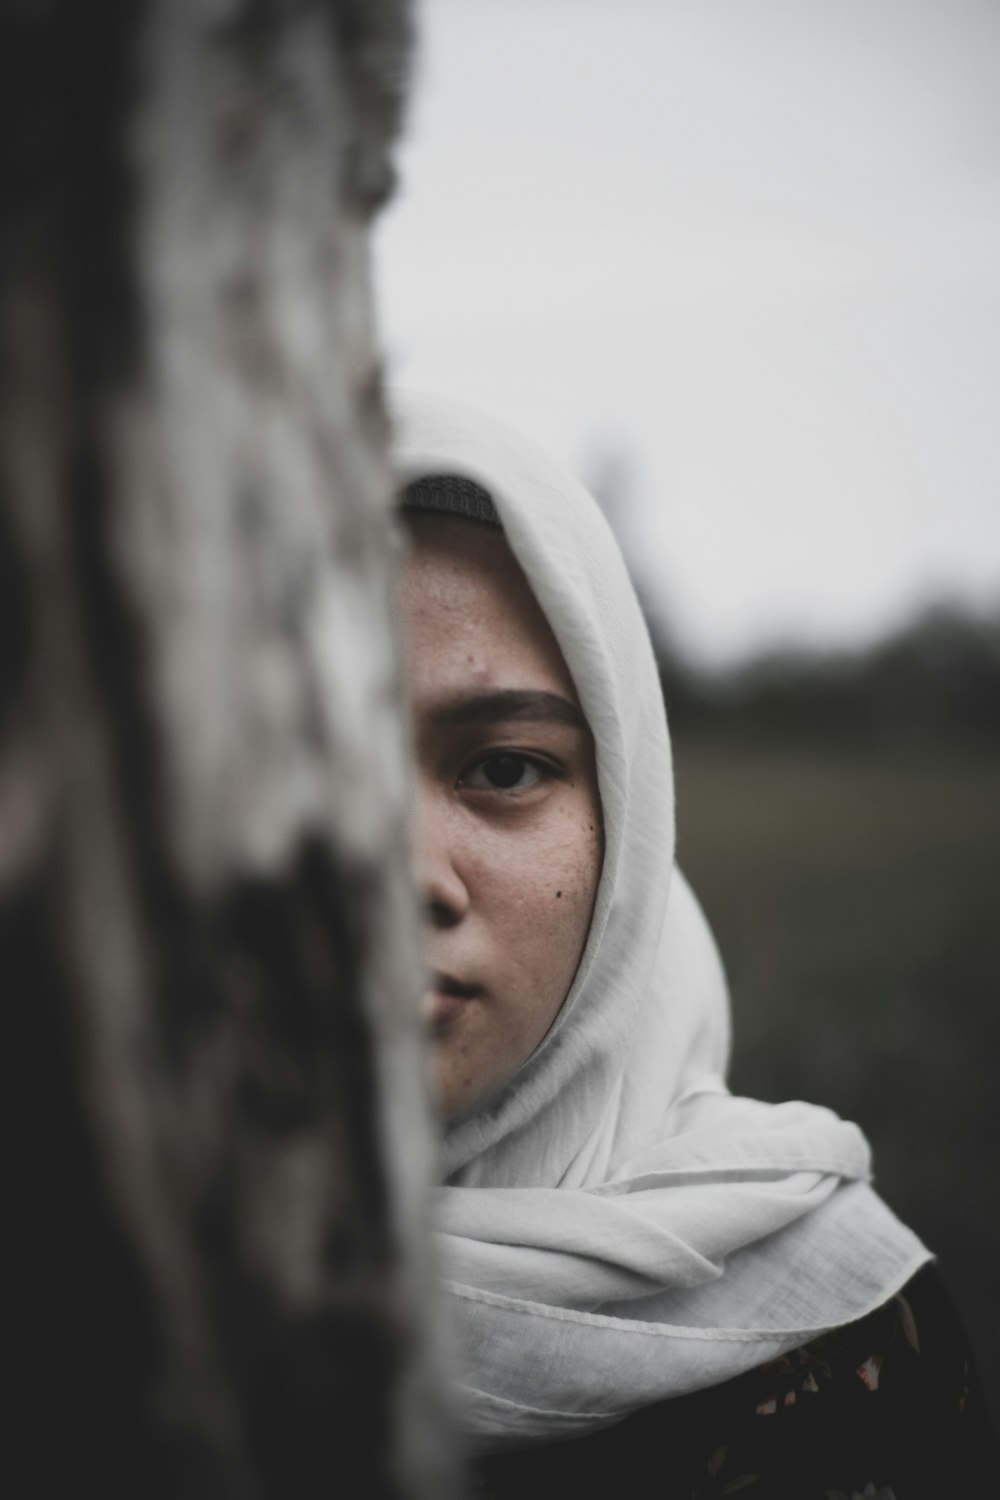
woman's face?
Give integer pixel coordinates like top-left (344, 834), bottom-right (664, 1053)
top-left (398, 513), bottom-right (603, 1121)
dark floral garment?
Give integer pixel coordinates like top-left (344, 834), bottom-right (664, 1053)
top-left (471, 1266), bottom-right (997, 1500)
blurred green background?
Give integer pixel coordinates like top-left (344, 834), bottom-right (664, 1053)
top-left (659, 609), bottom-right (1000, 1424)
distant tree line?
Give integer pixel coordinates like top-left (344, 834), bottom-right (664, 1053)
top-left (656, 605), bottom-right (1000, 748)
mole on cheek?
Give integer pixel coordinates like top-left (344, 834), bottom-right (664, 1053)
top-left (556, 890), bottom-right (562, 898)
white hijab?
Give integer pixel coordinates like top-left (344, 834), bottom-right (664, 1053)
top-left (392, 391), bottom-right (930, 1451)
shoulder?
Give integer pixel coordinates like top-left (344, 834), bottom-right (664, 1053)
top-left (677, 1262), bottom-right (994, 1497)
top-left (472, 1265), bottom-right (997, 1500)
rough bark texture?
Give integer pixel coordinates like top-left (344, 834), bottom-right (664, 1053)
top-left (1, 2), bottom-right (446, 1495)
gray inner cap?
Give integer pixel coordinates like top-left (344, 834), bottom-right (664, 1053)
top-left (400, 474), bottom-right (502, 528)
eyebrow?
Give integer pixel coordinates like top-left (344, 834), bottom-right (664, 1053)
top-left (425, 689), bottom-right (587, 732)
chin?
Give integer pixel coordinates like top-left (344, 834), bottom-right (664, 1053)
top-left (433, 1055), bottom-right (485, 1125)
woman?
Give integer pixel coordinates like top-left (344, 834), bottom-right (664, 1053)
top-left (392, 391), bottom-right (994, 1498)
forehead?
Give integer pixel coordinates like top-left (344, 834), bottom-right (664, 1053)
top-left (398, 513), bottom-right (579, 706)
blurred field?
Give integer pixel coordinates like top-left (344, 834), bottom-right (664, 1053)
top-left (672, 733), bottom-right (1000, 1422)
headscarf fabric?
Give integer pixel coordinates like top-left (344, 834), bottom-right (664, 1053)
top-left (392, 391), bottom-right (930, 1450)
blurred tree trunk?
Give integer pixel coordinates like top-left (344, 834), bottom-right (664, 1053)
top-left (1, 2), bottom-right (448, 1496)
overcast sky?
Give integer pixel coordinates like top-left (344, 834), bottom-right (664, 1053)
top-left (375, 0), bottom-right (1000, 668)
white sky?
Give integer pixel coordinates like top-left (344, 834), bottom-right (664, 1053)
top-left (375, 0), bottom-right (1000, 668)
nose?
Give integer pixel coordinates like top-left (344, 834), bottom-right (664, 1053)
top-left (413, 780), bottom-right (470, 929)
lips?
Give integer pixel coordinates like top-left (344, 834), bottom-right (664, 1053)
top-left (425, 971), bottom-right (483, 1030)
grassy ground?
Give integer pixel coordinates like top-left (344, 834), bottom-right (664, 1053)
top-left (673, 736), bottom-right (1000, 1423)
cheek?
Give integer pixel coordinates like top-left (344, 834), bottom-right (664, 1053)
top-left (477, 797), bottom-right (602, 978)
top-left (549, 810), bottom-right (603, 963)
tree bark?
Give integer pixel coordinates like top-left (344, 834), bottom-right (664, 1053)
top-left (1, 2), bottom-right (447, 1495)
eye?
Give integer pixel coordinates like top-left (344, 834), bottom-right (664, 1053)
top-left (461, 752), bottom-right (546, 792)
